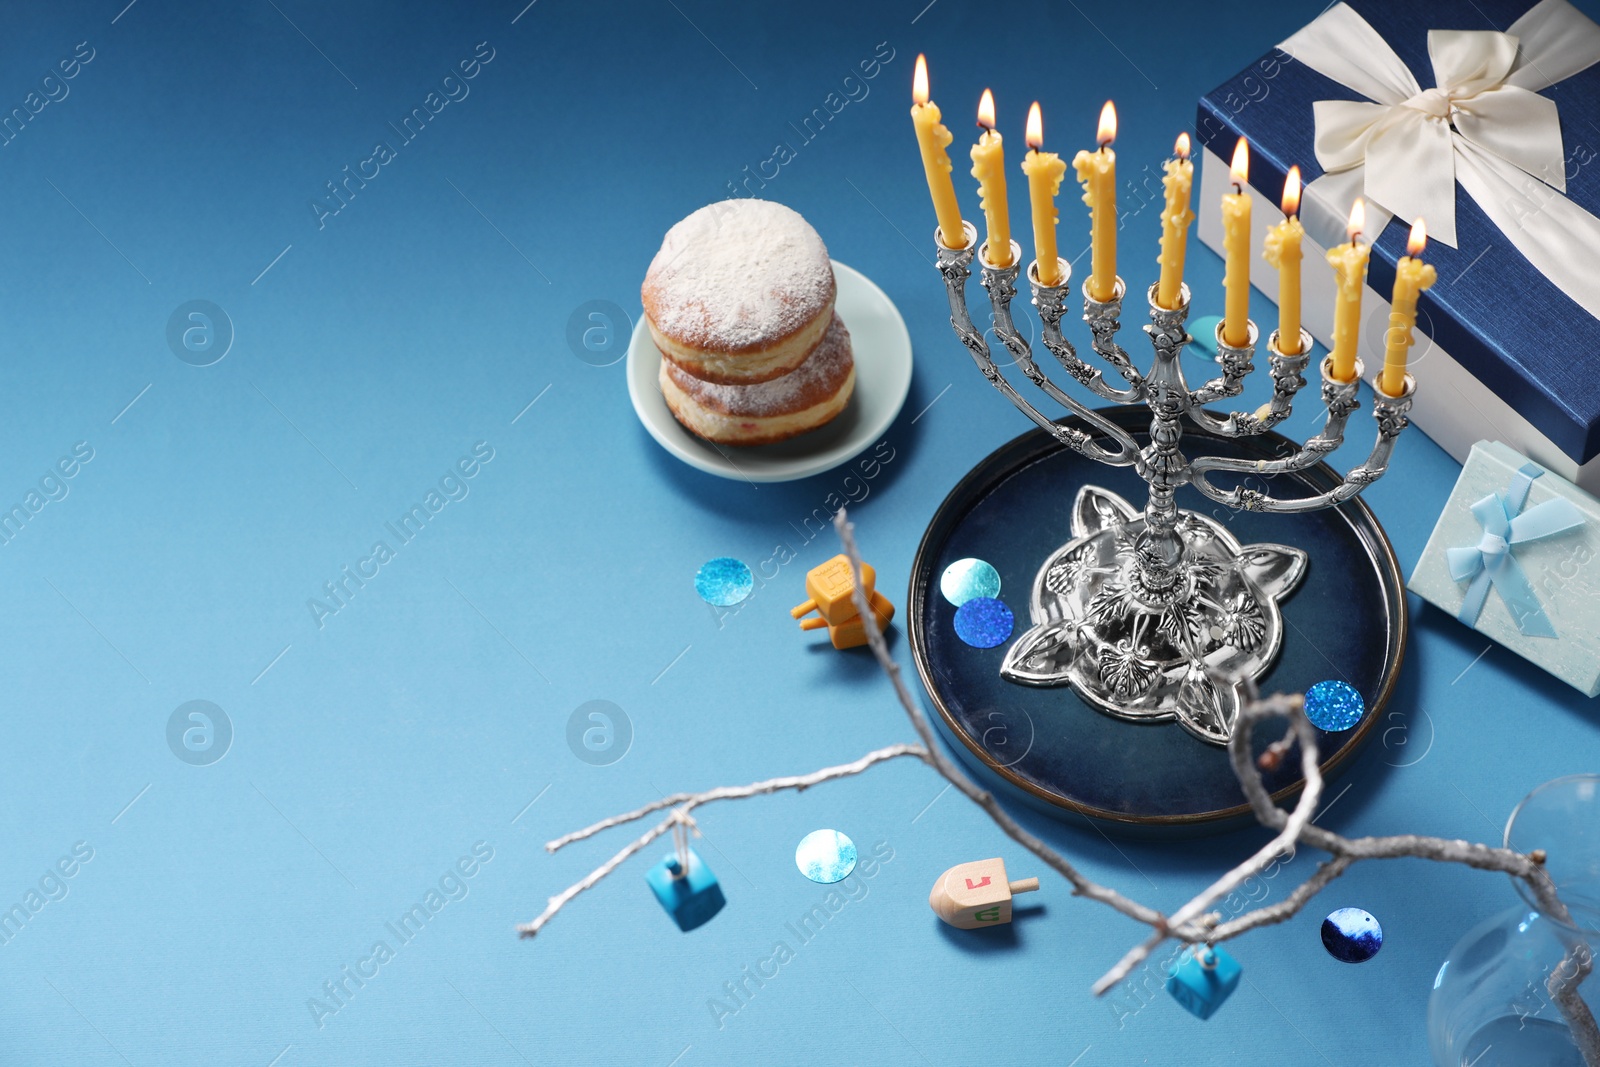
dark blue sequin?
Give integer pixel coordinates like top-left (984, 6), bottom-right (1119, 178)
top-left (1305, 679), bottom-right (1365, 732)
top-left (954, 597), bottom-right (1014, 649)
top-left (1321, 907), bottom-right (1383, 963)
top-left (695, 557), bottom-right (753, 607)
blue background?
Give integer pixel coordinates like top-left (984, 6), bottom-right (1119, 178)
top-left (1, 1), bottom-right (1597, 1064)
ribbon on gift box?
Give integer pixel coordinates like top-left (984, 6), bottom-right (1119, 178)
top-left (1446, 462), bottom-right (1585, 636)
top-left (1280, 0), bottom-right (1600, 320)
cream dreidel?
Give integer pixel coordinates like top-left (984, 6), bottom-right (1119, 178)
top-left (928, 858), bottom-right (1039, 929)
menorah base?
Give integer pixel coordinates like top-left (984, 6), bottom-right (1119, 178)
top-left (908, 407), bottom-right (1406, 829)
top-left (1002, 484), bottom-right (1307, 746)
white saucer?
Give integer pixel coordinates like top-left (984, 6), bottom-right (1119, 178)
top-left (626, 261), bottom-right (913, 483)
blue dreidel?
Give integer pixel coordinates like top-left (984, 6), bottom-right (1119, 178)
top-left (1165, 944), bottom-right (1242, 1020)
top-left (645, 847), bottom-right (725, 932)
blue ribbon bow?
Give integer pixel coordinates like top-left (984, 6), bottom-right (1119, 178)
top-left (1445, 463), bottom-right (1586, 638)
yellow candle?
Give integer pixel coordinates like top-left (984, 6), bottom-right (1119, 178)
top-left (1326, 198), bottom-right (1371, 383)
top-left (1381, 218), bottom-right (1436, 396)
top-left (970, 89), bottom-right (1012, 267)
top-left (1155, 132), bottom-right (1194, 310)
top-left (1021, 101), bottom-right (1067, 286)
top-left (911, 54), bottom-right (967, 249)
top-left (1262, 166), bottom-right (1304, 354)
top-left (1072, 101), bottom-right (1117, 301)
top-left (1221, 138), bottom-right (1252, 346)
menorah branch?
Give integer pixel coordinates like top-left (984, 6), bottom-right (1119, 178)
top-left (1187, 326), bottom-right (1313, 438)
top-left (1033, 266), bottom-right (1143, 403)
top-left (1186, 315), bottom-right (1258, 409)
top-left (1188, 367), bottom-right (1414, 514)
top-left (938, 221), bottom-right (1140, 466)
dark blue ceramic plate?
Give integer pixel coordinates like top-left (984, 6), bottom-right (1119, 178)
top-left (908, 408), bottom-right (1405, 830)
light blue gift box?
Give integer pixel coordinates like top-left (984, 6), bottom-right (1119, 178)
top-left (1409, 441), bottom-right (1598, 697)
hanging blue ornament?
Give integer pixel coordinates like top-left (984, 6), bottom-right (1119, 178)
top-left (645, 847), bottom-right (725, 932)
top-left (1165, 943), bottom-right (1242, 1020)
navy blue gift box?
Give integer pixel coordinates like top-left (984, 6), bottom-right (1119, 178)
top-left (1194, 0), bottom-right (1600, 490)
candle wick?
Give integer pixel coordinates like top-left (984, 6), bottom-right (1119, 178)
top-left (1232, 182), bottom-right (1242, 195)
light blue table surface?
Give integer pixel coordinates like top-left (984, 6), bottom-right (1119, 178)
top-left (4, 1), bottom-right (1598, 1064)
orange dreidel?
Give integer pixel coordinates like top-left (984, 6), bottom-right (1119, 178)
top-left (928, 858), bottom-right (1040, 929)
top-left (791, 555), bottom-right (877, 628)
top-left (799, 589), bottom-right (896, 649)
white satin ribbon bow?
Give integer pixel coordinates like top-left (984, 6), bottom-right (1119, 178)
top-left (1279, 0), bottom-right (1600, 318)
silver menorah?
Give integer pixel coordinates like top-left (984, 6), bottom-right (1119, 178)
top-left (936, 220), bottom-right (1415, 745)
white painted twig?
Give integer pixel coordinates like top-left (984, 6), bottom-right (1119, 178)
top-left (517, 743), bottom-right (926, 937)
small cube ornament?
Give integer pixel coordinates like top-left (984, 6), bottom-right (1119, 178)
top-left (791, 555), bottom-right (878, 627)
top-left (927, 857), bottom-right (1039, 929)
top-left (644, 847), bottom-right (725, 932)
top-left (1165, 944), bottom-right (1242, 1020)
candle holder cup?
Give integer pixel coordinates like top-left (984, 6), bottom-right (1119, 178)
top-left (935, 219), bottom-right (1415, 745)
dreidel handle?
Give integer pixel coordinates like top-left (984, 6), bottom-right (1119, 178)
top-left (929, 858), bottom-right (1040, 929)
top-left (798, 616), bottom-right (829, 631)
top-left (790, 598), bottom-right (818, 620)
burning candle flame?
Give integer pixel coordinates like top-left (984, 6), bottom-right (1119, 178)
top-left (1282, 166), bottom-right (1301, 217)
top-left (1097, 100), bottom-right (1116, 147)
top-left (1348, 198), bottom-right (1366, 240)
top-left (1408, 217), bottom-right (1427, 256)
top-left (913, 54), bottom-right (929, 105)
top-left (1026, 101), bottom-right (1043, 150)
top-left (1230, 137), bottom-right (1249, 185)
top-left (977, 88), bottom-right (995, 129)
top-left (1174, 132), bottom-right (1190, 160)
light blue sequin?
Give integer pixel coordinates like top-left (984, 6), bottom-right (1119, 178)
top-left (795, 829), bottom-right (856, 884)
top-left (1322, 907), bottom-right (1383, 963)
top-left (695, 557), bottom-right (753, 607)
top-left (1187, 314), bottom-right (1224, 358)
top-left (1305, 679), bottom-right (1365, 732)
top-left (954, 597), bottom-right (1014, 649)
top-left (940, 558), bottom-right (1002, 607)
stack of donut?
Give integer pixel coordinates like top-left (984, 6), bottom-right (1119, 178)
top-left (643, 200), bottom-right (855, 446)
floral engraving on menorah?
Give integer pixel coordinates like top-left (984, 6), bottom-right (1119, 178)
top-left (936, 220), bottom-right (1415, 745)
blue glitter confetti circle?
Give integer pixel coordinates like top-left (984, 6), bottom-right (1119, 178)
top-left (694, 557), bottom-right (753, 607)
top-left (1321, 907), bottom-right (1383, 963)
top-left (1187, 314), bottom-right (1224, 358)
top-left (940, 558), bottom-right (1002, 607)
top-left (1305, 679), bottom-right (1365, 732)
top-left (795, 829), bottom-right (857, 884)
top-left (954, 597), bottom-right (1014, 649)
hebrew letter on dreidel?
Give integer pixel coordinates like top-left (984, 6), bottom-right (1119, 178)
top-left (791, 555), bottom-right (877, 628)
top-left (928, 858), bottom-right (1039, 929)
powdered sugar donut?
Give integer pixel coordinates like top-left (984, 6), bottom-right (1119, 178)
top-left (659, 313), bottom-right (855, 446)
top-left (642, 200), bottom-right (836, 385)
